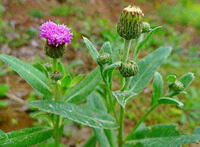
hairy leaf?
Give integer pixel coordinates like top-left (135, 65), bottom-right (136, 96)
top-left (0, 126), bottom-right (53, 147)
top-left (128, 47), bottom-right (172, 94)
top-left (179, 72), bottom-right (195, 89)
top-left (83, 37), bottom-right (99, 61)
top-left (151, 72), bottom-right (163, 106)
top-left (65, 68), bottom-right (102, 103)
top-left (158, 97), bottom-right (183, 107)
top-left (101, 42), bottom-right (112, 55)
top-left (29, 100), bottom-right (118, 129)
top-left (125, 124), bottom-right (200, 147)
top-left (113, 91), bottom-right (137, 108)
top-left (0, 55), bottom-right (51, 95)
top-left (135, 26), bottom-right (162, 55)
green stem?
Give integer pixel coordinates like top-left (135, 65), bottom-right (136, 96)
top-left (118, 105), bottom-right (124, 147)
top-left (125, 104), bottom-right (158, 141)
top-left (122, 39), bottom-right (132, 62)
top-left (52, 58), bottom-right (61, 146)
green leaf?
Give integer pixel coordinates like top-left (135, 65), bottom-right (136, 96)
top-left (83, 136), bottom-right (96, 147)
top-left (83, 37), bottom-right (99, 61)
top-left (113, 91), bottom-right (137, 108)
top-left (125, 124), bottom-right (200, 147)
top-left (128, 47), bottom-right (172, 94)
top-left (87, 92), bottom-right (117, 147)
top-left (61, 75), bottom-right (72, 87)
top-left (65, 68), bottom-right (102, 103)
top-left (0, 55), bottom-right (51, 95)
top-left (158, 97), bottom-right (183, 107)
top-left (0, 84), bottom-right (9, 96)
top-left (179, 72), bottom-right (195, 89)
top-left (135, 26), bottom-right (162, 55)
top-left (57, 60), bottom-right (66, 76)
top-left (70, 74), bottom-right (85, 87)
top-left (0, 126), bottom-right (53, 147)
top-left (151, 72), bottom-right (163, 106)
top-left (100, 42), bottom-right (112, 55)
top-left (29, 100), bottom-right (118, 129)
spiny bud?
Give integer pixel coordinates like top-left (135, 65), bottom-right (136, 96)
top-left (50, 71), bottom-right (63, 81)
top-left (44, 42), bottom-right (65, 59)
top-left (119, 60), bottom-right (139, 77)
top-left (169, 80), bottom-right (184, 92)
top-left (97, 53), bottom-right (111, 66)
top-left (117, 5), bottom-right (144, 40)
top-left (142, 22), bottom-right (151, 33)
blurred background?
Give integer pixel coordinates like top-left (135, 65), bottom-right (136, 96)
top-left (0, 0), bottom-right (199, 145)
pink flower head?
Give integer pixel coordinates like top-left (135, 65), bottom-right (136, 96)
top-left (40, 21), bottom-right (73, 46)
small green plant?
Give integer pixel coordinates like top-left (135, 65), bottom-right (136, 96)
top-left (0, 4), bottom-right (199, 147)
top-left (30, 9), bottom-right (44, 19)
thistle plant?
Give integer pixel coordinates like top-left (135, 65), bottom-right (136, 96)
top-left (0, 4), bottom-right (199, 147)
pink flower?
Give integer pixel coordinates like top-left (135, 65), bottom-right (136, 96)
top-left (40, 21), bottom-right (73, 46)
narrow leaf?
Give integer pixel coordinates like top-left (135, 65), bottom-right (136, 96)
top-left (179, 72), bottom-right (195, 89)
top-left (0, 126), bottom-right (53, 147)
top-left (158, 97), bottom-right (183, 107)
top-left (113, 91), bottom-right (137, 108)
top-left (128, 47), bottom-right (172, 94)
top-left (70, 74), bottom-right (85, 87)
top-left (29, 100), bottom-right (118, 129)
top-left (87, 93), bottom-right (117, 147)
top-left (0, 55), bottom-right (51, 95)
top-left (83, 37), bottom-right (99, 61)
top-left (104, 61), bottom-right (121, 71)
top-left (57, 60), bottom-right (66, 76)
top-left (125, 124), bottom-right (200, 147)
top-left (100, 42), bottom-right (112, 55)
top-left (151, 72), bottom-right (163, 106)
top-left (135, 26), bottom-right (162, 54)
top-left (65, 68), bottom-right (102, 103)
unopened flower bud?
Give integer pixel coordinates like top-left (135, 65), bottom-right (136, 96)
top-left (119, 60), bottom-right (139, 77)
top-left (142, 22), bottom-right (151, 33)
top-left (44, 42), bottom-right (65, 58)
top-left (117, 5), bottom-right (144, 40)
top-left (169, 80), bottom-right (184, 92)
top-left (97, 53), bottom-right (111, 66)
top-left (50, 71), bottom-right (63, 81)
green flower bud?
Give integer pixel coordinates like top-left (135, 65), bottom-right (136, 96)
top-left (117, 5), bottom-right (144, 40)
top-left (50, 71), bottom-right (63, 81)
top-left (169, 80), bottom-right (184, 92)
top-left (119, 60), bottom-right (139, 77)
top-left (97, 53), bottom-right (111, 66)
top-left (44, 42), bottom-right (65, 59)
top-left (142, 22), bottom-right (151, 33)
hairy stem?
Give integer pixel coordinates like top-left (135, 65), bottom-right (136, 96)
top-left (122, 39), bottom-right (132, 62)
top-left (52, 58), bottom-right (61, 146)
top-left (118, 39), bottom-right (132, 147)
top-left (125, 104), bottom-right (158, 141)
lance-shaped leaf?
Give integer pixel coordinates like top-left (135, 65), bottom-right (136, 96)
top-left (113, 91), bottom-right (137, 108)
top-left (135, 26), bottom-right (162, 55)
top-left (87, 92), bottom-right (117, 147)
top-left (151, 72), bottom-right (163, 106)
top-left (179, 72), bottom-right (195, 89)
top-left (83, 37), bottom-right (99, 61)
top-left (100, 42), bottom-right (112, 55)
top-left (158, 97), bottom-right (184, 107)
top-left (0, 126), bottom-right (53, 146)
top-left (128, 47), bottom-right (172, 94)
top-left (29, 100), bottom-right (118, 129)
top-left (65, 68), bottom-right (102, 103)
top-left (0, 54), bottom-right (51, 95)
top-left (104, 61), bottom-right (121, 71)
top-left (125, 124), bottom-right (200, 147)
